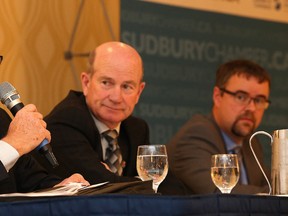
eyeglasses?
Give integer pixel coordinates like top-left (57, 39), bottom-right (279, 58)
top-left (219, 88), bottom-right (271, 110)
top-left (0, 56), bottom-right (2, 64)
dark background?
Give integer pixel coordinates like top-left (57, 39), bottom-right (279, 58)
top-left (121, 1), bottom-right (288, 166)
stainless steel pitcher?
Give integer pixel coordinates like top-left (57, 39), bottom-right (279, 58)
top-left (250, 129), bottom-right (288, 195)
top-left (270, 129), bottom-right (288, 195)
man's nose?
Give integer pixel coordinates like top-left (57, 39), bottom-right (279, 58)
top-left (245, 98), bottom-right (257, 111)
top-left (109, 87), bottom-right (123, 102)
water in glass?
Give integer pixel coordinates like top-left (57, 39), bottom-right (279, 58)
top-left (211, 154), bottom-right (239, 194)
top-left (137, 145), bottom-right (168, 193)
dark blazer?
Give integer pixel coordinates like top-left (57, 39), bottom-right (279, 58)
top-left (166, 113), bottom-right (270, 195)
top-left (0, 108), bottom-right (60, 194)
top-left (33, 90), bottom-right (150, 185)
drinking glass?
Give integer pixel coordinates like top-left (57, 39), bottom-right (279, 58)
top-left (136, 145), bottom-right (168, 193)
top-left (211, 154), bottom-right (239, 194)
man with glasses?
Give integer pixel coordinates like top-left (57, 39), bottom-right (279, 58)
top-left (165, 59), bottom-right (271, 194)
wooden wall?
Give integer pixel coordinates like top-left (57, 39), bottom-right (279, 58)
top-left (0, 0), bottom-right (120, 115)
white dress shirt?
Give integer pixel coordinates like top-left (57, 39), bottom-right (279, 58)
top-left (0, 140), bottom-right (20, 172)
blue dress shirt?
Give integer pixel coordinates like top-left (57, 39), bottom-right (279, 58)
top-left (221, 131), bottom-right (248, 185)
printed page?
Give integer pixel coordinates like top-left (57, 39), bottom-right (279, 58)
top-left (0, 182), bottom-right (109, 197)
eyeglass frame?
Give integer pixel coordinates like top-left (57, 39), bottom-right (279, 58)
top-left (219, 87), bottom-right (271, 110)
top-left (0, 56), bottom-right (2, 64)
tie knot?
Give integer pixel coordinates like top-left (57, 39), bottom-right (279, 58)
top-left (230, 146), bottom-right (243, 162)
top-left (232, 146), bottom-right (242, 154)
top-left (103, 130), bottom-right (118, 141)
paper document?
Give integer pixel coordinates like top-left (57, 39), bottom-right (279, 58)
top-left (0, 181), bottom-right (109, 197)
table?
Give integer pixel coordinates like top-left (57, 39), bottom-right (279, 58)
top-left (0, 193), bottom-right (287, 215)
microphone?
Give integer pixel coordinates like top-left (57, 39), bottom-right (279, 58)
top-left (0, 81), bottom-right (59, 168)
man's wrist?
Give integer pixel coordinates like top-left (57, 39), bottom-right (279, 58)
top-left (0, 140), bottom-right (20, 171)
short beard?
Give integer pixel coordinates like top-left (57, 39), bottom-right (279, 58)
top-left (231, 112), bottom-right (255, 137)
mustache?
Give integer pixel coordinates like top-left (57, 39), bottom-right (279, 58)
top-left (236, 111), bottom-right (256, 123)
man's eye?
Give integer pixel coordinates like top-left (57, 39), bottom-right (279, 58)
top-left (123, 84), bottom-right (132, 89)
top-left (254, 97), bottom-right (265, 104)
top-left (100, 80), bottom-right (113, 89)
top-left (102, 80), bottom-right (110, 85)
top-left (122, 84), bottom-right (135, 93)
top-left (235, 93), bottom-right (248, 102)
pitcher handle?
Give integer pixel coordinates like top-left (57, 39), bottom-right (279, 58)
top-left (249, 131), bottom-right (273, 195)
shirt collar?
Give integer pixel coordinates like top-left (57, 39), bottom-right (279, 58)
top-left (90, 112), bottom-right (120, 134)
top-left (221, 130), bottom-right (242, 153)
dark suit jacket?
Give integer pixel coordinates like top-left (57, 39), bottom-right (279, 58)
top-left (166, 113), bottom-right (270, 195)
top-left (0, 108), bottom-right (60, 194)
top-left (33, 90), bottom-right (150, 185)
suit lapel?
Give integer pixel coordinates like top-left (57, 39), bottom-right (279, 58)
top-left (242, 138), bottom-right (262, 185)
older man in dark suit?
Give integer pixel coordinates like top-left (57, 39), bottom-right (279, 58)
top-left (33, 42), bottom-right (150, 185)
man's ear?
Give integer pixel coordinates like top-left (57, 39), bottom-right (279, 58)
top-left (135, 82), bottom-right (146, 104)
top-left (213, 86), bottom-right (222, 107)
top-left (81, 72), bottom-right (90, 96)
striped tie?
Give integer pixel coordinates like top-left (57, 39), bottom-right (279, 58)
top-left (103, 130), bottom-right (123, 176)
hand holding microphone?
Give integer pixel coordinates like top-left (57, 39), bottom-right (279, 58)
top-left (3, 104), bottom-right (50, 155)
top-left (0, 82), bottom-right (59, 168)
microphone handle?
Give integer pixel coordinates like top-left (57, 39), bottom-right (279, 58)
top-left (37, 139), bottom-right (59, 168)
top-left (11, 103), bottom-right (24, 116)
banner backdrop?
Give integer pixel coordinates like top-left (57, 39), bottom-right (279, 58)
top-left (120, 1), bottom-right (288, 157)
top-left (144, 0), bottom-right (288, 24)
